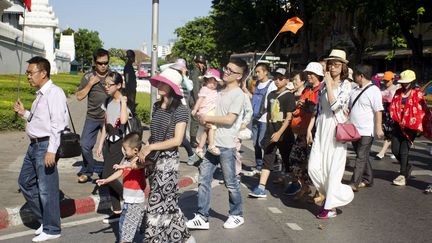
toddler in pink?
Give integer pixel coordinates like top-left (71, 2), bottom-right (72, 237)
top-left (192, 68), bottom-right (223, 157)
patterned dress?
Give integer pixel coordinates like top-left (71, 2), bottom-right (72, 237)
top-left (145, 103), bottom-right (191, 243)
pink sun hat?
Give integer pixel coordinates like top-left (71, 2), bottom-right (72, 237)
top-left (149, 68), bottom-right (183, 97)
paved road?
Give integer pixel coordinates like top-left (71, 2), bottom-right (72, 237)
top-left (1, 139), bottom-right (432, 243)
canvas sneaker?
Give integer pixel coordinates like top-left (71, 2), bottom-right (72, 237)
top-left (248, 186), bottom-right (267, 198)
top-left (102, 213), bottom-right (121, 224)
top-left (223, 215), bottom-right (244, 229)
top-left (32, 232), bottom-right (61, 242)
top-left (186, 213), bottom-right (209, 230)
top-left (392, 175), bottom-right (406, 186)
top-left (34, 224), bottom-right (43, 235)
top-left (316, 209), bottom-right (337, 219)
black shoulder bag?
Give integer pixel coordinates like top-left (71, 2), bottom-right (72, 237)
top-left (56, 105), bottom-right (82, 159)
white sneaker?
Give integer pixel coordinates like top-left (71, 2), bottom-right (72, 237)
top-left (32, 232), bottom-right (61, 242)
top-left (223, 215), bottom-right (244, 229)
top-left (393, 175), bottom-right (406, 186)
top-left (186, 213), bottom-right (209, 230)
top-left (389, 154), bottom-right (396, 159)
top-left (35, 224), bottom-right (43, 235)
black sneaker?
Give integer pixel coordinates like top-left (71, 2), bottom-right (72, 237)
top-left (102, 213), bottom-right (121, 224)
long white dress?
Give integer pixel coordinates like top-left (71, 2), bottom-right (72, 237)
top-left (308, 80), bottom-right (354, 209)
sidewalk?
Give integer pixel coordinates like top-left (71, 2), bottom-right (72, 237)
top-left (0, 95), bottom-right (227, 230)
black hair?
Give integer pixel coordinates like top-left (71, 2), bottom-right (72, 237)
top-left (353, 64), bottom-right (373, 80)
top-left (123, 132), bottom-right (142, 150)
top-left (107, 71), bottom-right (123, 86)
top-left (27, 56), bottom-right (50, 78)
top-left (126, 49), bottom-right (135, 60)
top-left (256, 62), bottom-right (269, 72)
top-left (154, 89), bottom-right (182, 114)
top-left (93, 48), bottom-right (110, 61)
top-left (229, 58), bottom-right (249, 82)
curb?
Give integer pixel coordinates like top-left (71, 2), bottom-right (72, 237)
top-left (0, 176), bottom-right (196, 230)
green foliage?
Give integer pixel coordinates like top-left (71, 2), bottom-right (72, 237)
top-left (135, 92), bottom-right (151, 125)
top-left (75, 29), bottom-right (104, 68)
top-left (108, 48), bottom-right (127, 62)
top-left (110, 56), bottom-right (125, 66)
top-left (170, 16), bottom-right (220, 68)
top-left (0, 73), bottom-right (82, 131)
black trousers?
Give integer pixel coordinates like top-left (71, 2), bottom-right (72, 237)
top-left (391, 124), bottom-right (416, 177)
top-left (102, 139), bottom-right (124, 212)
top-left (351, 136), bottom-right (374, 186)
top-left (261, 124), bottom-right (294, 171)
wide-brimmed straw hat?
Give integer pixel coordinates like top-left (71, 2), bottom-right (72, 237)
top-left (170, 58), bottom-right (187, 71)
top-left (149, 68), bottom-right (183, 97)
top-left (324, 49), bottom-right (349, 64)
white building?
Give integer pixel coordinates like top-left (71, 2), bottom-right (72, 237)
top-left (0, 0), bottom-right (73, 74)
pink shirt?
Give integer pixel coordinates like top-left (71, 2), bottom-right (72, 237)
top-left (197, 86), bottom-right (218, 115)
top-left (381, 84), bottom-right (399, 103)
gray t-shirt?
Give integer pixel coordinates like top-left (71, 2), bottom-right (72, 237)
top-left (101, 98), bottom-right (131, 126)
top-left (77, 70), bottom-right (109, 121)
top-left (215, 87), bottom-right (245, 148)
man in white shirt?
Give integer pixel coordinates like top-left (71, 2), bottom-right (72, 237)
top-left (14, 56), bottom-right (68, 242)
top-left (349, 64), bottom-right (384, 192)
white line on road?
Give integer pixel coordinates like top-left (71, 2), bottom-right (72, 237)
top-left (286, 223), bottom-right (303, 231)
top-left (0, 216), bottom-right (106, 241)
top-left (268, 207), bottom-right (282, 214)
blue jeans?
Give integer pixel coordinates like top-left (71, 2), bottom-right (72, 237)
top-left (79, 118), bottom-right (104, 177)
top-left (197, 147), bottom-right (243, 219)
top-left (18, 141), bottom-right (61, 235)
top-left (252, 119), bottom-right (266, 169)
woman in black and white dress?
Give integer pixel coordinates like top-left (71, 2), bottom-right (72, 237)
top-left (139, 68), bottom-right (195, 243)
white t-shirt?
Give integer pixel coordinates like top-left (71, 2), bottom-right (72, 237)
top-left (256, 80), bottom-right (277, 122)
top-left (349, 82), bottom-right (383, 137)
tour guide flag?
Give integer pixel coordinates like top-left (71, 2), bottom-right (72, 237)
top-left (23, 0), bottom-right (31, 12)
top-left (279, 16), bottom-right (303, 34)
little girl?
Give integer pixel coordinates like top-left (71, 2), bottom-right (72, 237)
top-left (97, 132), bottom-right (146, 243)
top-left (191, 68), bottom-right (223, 158)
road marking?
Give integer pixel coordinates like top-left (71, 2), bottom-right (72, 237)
top-left (268, 207), bottom-right (282, 214)
top-left (0, 216), bottom-right (106, 241)
top-left (344, 171), bottom-right (353, 176)
top-left (286, 223), bottom-right (303, 231)
top-left (411, 170), bottom-right (432, 177)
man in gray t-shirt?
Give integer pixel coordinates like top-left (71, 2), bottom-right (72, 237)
top-left (186, 58), bottom-right (247, 230)
top-left (75, 48), bottom-right (110, 183)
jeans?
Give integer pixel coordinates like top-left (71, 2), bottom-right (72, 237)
top-left (18, 141), bottom-right (61, 235)
top-left (252, 119), bottom-right (267, 169)
top-left (351, 136), bottom-right (374, 186)
top-left (79, 118), bottom-right (104, 177)
top-left (197, 147), bottom-right (243, 219)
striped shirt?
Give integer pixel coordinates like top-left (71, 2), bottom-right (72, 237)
top-left (149, 103), bottom-right (189, 144)
top-left (122, 159), bottom-right (146, 204)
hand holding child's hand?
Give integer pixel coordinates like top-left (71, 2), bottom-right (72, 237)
top-left (96, 179), bottom-right (106, 186)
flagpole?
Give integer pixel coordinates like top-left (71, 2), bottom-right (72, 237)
top-left (243, 31), bottom-right (281, 83)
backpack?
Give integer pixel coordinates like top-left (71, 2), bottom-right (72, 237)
top-left (104, 97), bottom-right (143, 139)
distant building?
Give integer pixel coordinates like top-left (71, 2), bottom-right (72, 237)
top-left (157, 39), bottom-right (177, 59)
top-left (0, 0), bottom-right (73, 74)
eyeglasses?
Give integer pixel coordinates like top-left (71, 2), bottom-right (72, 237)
top-left (274, 76), bottom-right (285, 81)
top-left (328, 63), bottom-right (342, 68)
top-left (96, 61), bottom-right (109, 66)
top-left (103, 82), bottom-right (116, 88)
top-left (25, 70), bottom-right (41, 76)
top-left (223, 66), bottom-right (242, 75)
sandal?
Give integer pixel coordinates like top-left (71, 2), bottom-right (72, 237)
top-left (195, 148), bottom-right (205, 159)
top-left (208, 146), bottom-right (221, 156)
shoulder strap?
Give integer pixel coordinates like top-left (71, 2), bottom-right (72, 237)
top-left (276, 90), bottom-right (290, 99)
top-left (351, 83), bottom-right (374, 109)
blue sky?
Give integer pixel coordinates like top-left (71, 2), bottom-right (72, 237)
top-left (50, 0), bottom-right (212, 51)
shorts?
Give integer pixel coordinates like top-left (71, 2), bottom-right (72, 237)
top-left (119, 202), bottom-right (146, 242)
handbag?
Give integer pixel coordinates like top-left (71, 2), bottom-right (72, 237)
top-left (56, 105), bottom-right (82, 159)
top-left (334, 84), bottom-right (373, 143)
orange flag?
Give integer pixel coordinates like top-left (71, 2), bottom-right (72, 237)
top-left (279, 16), bottom-right (304, 34)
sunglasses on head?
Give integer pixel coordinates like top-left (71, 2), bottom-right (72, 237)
top-left (96, 61), bottom-right (109, 66)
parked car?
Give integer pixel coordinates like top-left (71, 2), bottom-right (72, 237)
top-left (137, 62), bottom-right (151, 79)
top-left (422, 80), bottom-right (432, 103)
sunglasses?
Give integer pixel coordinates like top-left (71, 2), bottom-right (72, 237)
top-left (96, 61), bottom-right (109, 66)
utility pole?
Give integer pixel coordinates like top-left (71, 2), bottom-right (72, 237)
top-left (150, 0), bottom-right (159, 114)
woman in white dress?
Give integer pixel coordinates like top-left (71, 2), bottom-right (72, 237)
top-left (306, 49), bottom-right (354, 219)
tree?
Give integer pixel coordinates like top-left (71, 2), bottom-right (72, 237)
top-left (170, 16), bottom-right (219, 67)
top-left (108, 48), bottom-right (126, 63)
top-left (74, 29), bottom-right (104, 68)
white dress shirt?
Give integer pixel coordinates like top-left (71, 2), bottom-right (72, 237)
top-left (23, 80), bottom-right (69, 153)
